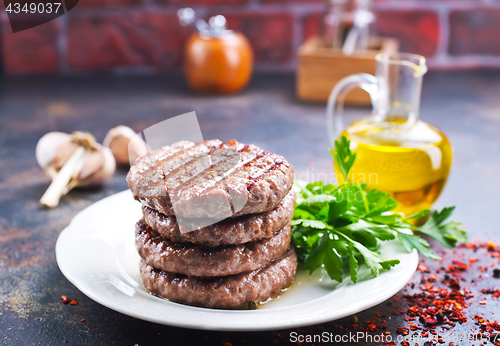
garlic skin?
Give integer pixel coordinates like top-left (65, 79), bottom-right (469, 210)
top-left (37, 131), bottom-right (116, 208)
top-left (36, 132), bottom-right (78, 179)
top-left (103, 125), bottom-right (146, 165)
top-left (78, 146), bottom-right (116, 186)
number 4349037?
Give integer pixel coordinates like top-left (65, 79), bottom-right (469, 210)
top-left (5, 3), bottom-right (62, 14)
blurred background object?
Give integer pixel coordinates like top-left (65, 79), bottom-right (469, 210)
top-left (179, 9), bottom-right (253, 94)
top-left (297, 0), bottom-right (396, 105)
top-left (321, 0), bottom-right (348, 49)
top-left (342, 0), bottom-right (374, 56)
top-left (2, 0), bottom-right (500, 76)
top-left (296, 36), bottom-right (398, 104)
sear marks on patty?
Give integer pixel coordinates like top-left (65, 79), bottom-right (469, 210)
top-left (136, 220), bottom-right (292, 277)
top-left (126, 140), bottom-right (294, 219)
top-left (139, 247), bottom-right (297, 309)
top-left (141, 190), bottom-right (295, 247)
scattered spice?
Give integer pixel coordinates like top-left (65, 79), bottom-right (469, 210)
top-left (390, 241), bottom-right (500, 345)
top-left (60, 295), bottom-right (70, 304)
top-left (70, 299), bottom-right (78, 305)
top-left (481, 288), bottom-right (500, 298)
top-left (493, 269), bottom-right (500, 278)
top-left (474, 315), bottom-right (500, 344)
top-left (80, 319), bottom-right (86, 322)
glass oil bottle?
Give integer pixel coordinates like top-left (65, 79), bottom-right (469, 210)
top-left (327, 53), bottom-right (453, 217)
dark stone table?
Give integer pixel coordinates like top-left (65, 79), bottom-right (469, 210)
top-left (1, 72), bottom-right (499, 345)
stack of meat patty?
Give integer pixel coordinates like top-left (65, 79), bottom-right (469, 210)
top-left (126, 139), bottom-right (297, 309)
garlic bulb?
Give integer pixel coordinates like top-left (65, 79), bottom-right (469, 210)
top-left (103, 125), bottom-right (147, 165)
top-left (37, 131), bottom-right (116, 208)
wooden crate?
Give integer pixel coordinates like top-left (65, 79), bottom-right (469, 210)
top-left (296, 37), bottom-right (399, 105)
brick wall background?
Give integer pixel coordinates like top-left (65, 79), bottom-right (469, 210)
top-left (2, 0), bottom-right (500, 75)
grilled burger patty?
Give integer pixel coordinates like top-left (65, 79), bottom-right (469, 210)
top-left (136, 220), bottom-right (292, 277)
top-left (141, 190), bottom-right (295, 247)
top-left (126, 140), bottom-right (294, 219)
top-left (139, 247), bottom-right (297, 309)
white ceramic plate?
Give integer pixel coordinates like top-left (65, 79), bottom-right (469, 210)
top-left (56, 190), bottom-right (418, 331)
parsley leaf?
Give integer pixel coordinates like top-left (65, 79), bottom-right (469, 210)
top-left (413, 207), bottom-right (467, 249)
top-left (329, 135), bottom-right (356, 184)
top-left (349, 244), bottom-right (359, 283)
top-left (397, 231), bottom-right (440, 260)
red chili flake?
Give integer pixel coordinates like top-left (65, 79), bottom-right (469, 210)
top-left (70, 299), bottom-right (78, 305)
top-left (418, 265), bottom-right (429, 273)
top-left (480, 288), bottom-right (500, 296)
top-left (80, 319), bottom-right (86, 322)
top-left (396, 326), bottom-right (409, 334)
top-left (423, 316), bottom-right (439, 324)
top-left (61, 295), bottom-right (70, 304)
top-left (455, 260), bottom-right (469, 269)
top-left (448, 278), bottom-right (461, 290)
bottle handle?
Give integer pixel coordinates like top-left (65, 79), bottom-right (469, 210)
top-left (326, 73), bottom-right (379, 146)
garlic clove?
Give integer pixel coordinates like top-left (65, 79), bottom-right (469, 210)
top-left (78, 147), bottom-right (106, 182)
top-left (79, 146), bottom-right (116, 187)
top-left (103, 125), bottom-right (145, 165)
top-left (128, 132), bottom-right (149, 165)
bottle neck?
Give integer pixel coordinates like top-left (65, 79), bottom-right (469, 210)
top-left (372, 71), bottom-right (423, 131)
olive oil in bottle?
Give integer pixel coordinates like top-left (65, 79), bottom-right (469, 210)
top-left (335, 117), bottom-right (453, 217)
top-left (327, 53), bottom-right (452, 217)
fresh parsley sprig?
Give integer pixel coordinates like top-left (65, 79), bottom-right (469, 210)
top-left (292, 136), bottom-right (467, 284)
